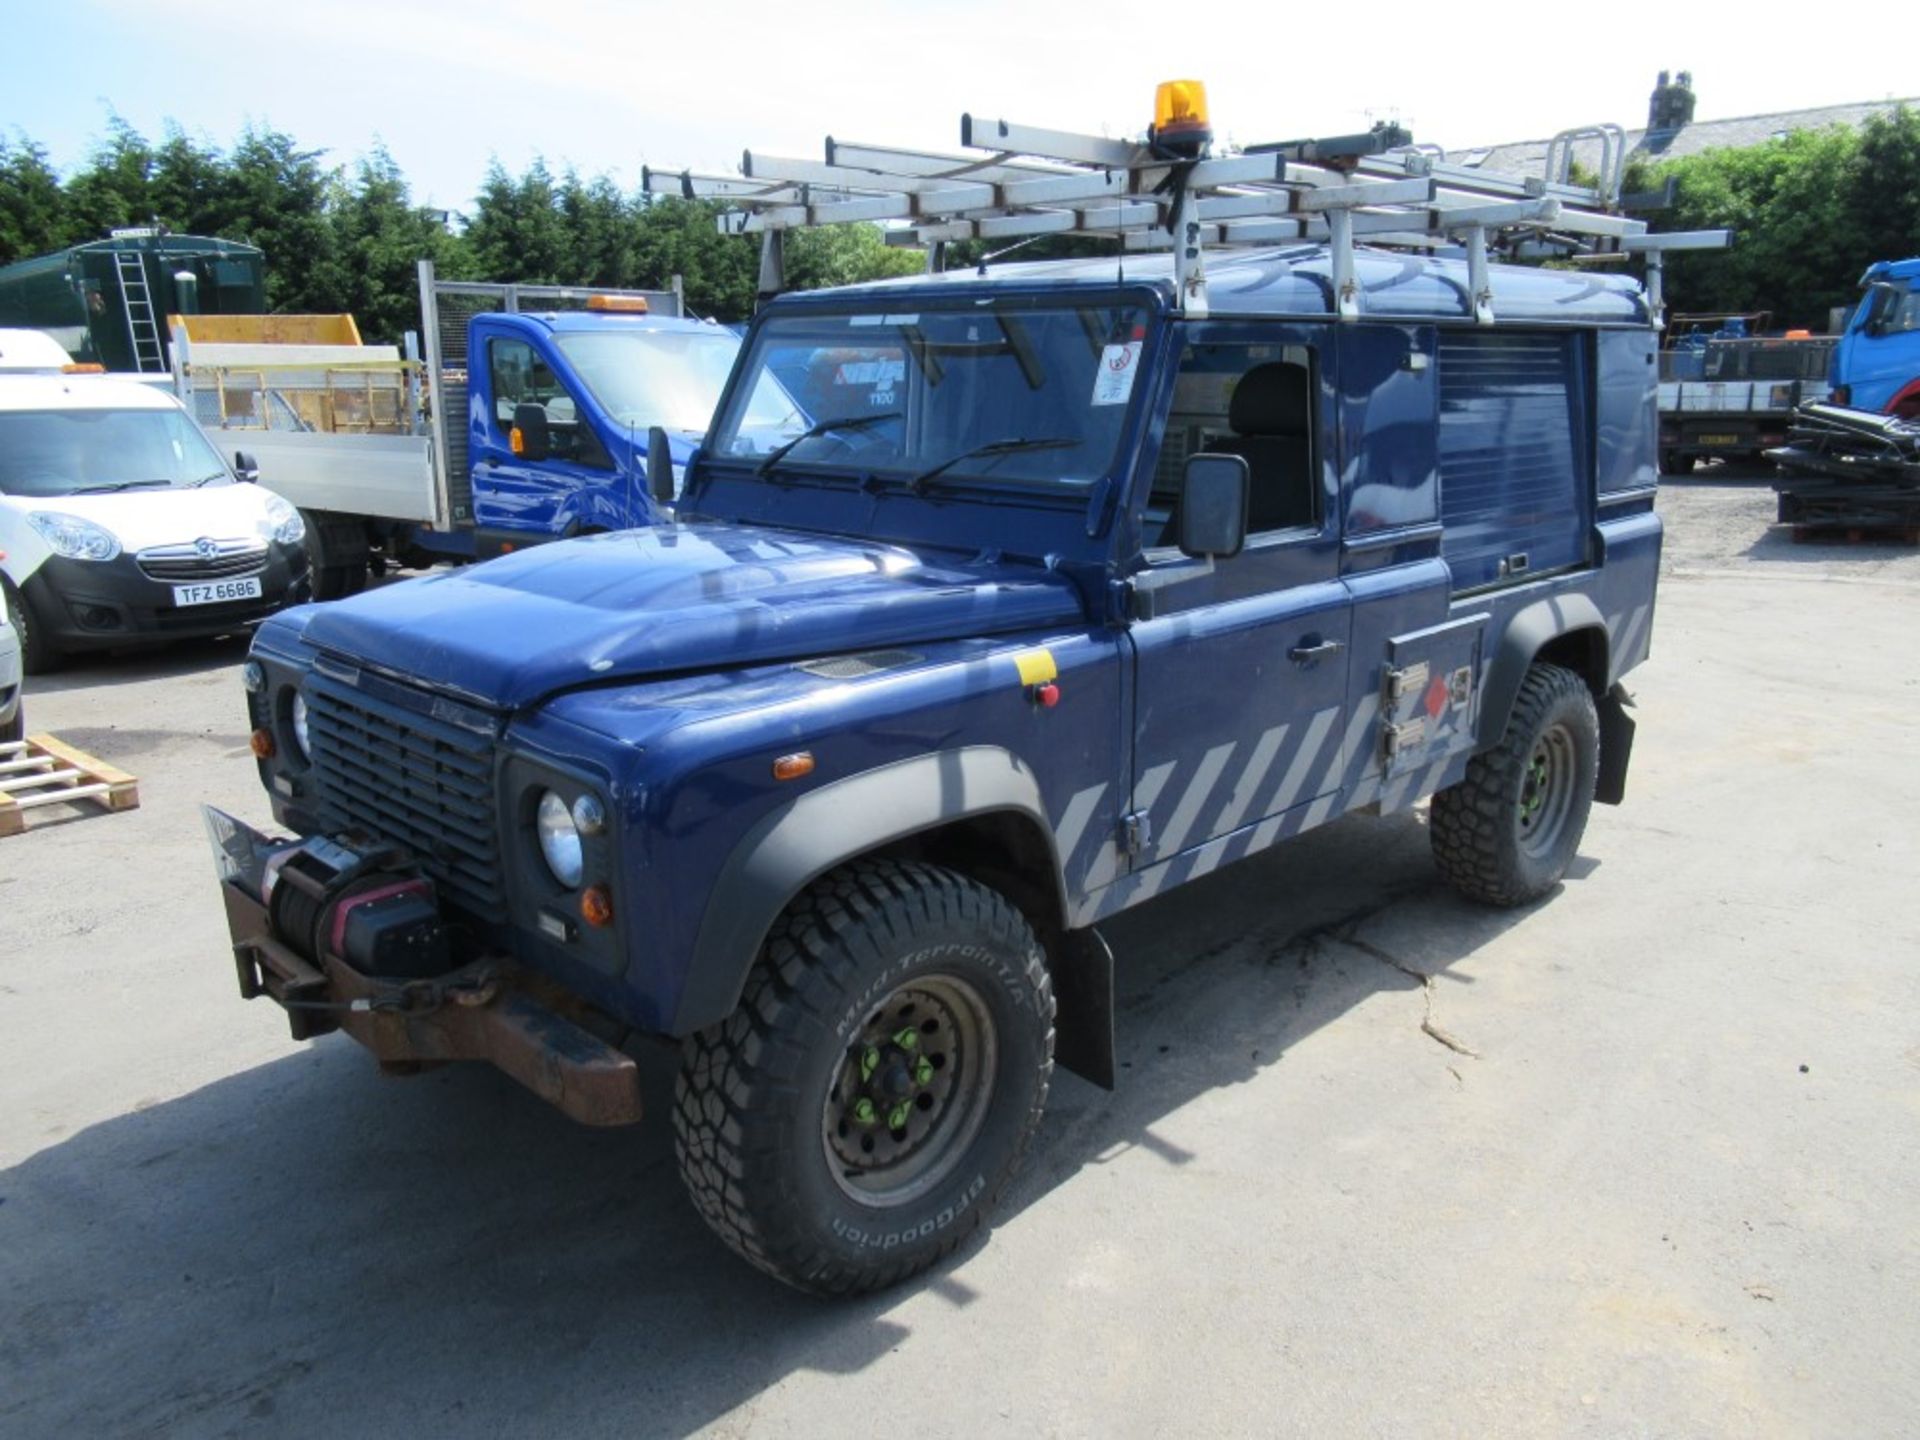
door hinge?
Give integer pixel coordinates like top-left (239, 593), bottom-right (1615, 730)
top-left (1119, 810), bottom-right (1152, 857)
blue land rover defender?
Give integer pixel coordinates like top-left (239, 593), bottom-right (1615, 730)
top-left (206, 97), bottom-right (1706, 1294)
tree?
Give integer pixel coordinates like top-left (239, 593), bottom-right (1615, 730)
top-left (0, 138), bottom-right (68, 264)
top-left (60, 118), bottom-right (156, 240)
top-left (464, 159), bottom-right (571, 284)
top-left (328, 146), bottom-right (470, 344)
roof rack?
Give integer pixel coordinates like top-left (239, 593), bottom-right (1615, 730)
top-left (646, 91), bottom-right (1729, 325)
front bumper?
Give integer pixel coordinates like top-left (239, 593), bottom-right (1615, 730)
top-left (19, 544), bottom-right (310, 653)
top-left (213, 830), bottom-right (642, 1128)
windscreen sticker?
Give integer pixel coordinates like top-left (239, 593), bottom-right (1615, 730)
top-left (1091, 342), bottom-right (1143, 407)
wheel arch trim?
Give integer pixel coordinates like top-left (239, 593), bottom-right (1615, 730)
top-left (672, 745), bottom-right (1066, 1036)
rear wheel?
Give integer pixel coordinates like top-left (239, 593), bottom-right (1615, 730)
top-left (674, 859), bottom-right (1054, 1295)
top-left (1661, 451), bottom-right (1695, 476)
top-left (1430, 662), bottom-right (1599, 906)
top-left (305, 513), bottom-right (369, 601)
top-left (3, 578), bottom-right (61, 675)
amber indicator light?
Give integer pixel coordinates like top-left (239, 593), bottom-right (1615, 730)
top-left (249, 728), bottom-right (276, 759)
top-left (772, 751), bottom-right (815, 781)
top-left (580, 884), bottom-right (615, 928)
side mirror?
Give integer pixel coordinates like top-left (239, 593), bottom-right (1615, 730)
top-left (1863, 282), bottom-right (1903, 337)
top-left (511, 403), bottom-right (551, 462)
top-left (233, 450), bottom-right (259, 483)
top-left (647, 425), bottom-right (675, 505)
top-left (1178, 453), bottom-right (1249, 561)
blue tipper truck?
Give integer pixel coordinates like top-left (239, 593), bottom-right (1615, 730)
top-left (203, 85), bottom-right (1728, 1294)
top-left (175, 263), bottom-right (745, 598)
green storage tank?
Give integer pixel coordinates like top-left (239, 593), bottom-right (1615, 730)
top-left (0, 230), bottom-right (266, 373)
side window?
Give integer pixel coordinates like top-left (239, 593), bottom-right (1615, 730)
top-left (488, 337), bottom-right (610, 469)
top-left (1149, 342), bottom-right (1318, 547)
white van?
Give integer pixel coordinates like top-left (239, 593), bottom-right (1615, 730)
top-left (0, 374), bottom-right (310, 672)
top-left (0, 593), bottom-right (20, 741)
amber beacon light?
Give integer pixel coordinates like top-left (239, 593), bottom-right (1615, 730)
top-left (1152, 80), bottom-right (1212, 153)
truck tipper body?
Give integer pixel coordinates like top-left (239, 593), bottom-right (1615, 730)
top-left (203, 90), bottom-right (1722, 1296)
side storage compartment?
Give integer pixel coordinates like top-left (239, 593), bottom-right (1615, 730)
top-left (1437, 331), bottom-right (1590, 592)
top-left (1376, 613), bottom-right (1489, 783)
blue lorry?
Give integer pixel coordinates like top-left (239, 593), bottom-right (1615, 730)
top-left (176, 265), bottom-right (743, 598)
top-left (1829, 257), bottom-right (1920, 420)
top-left (204, 93), bottom-right (1715, 1294)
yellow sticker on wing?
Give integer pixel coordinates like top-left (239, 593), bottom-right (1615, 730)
top-left (1013, 648), bottom-right (1058, 686)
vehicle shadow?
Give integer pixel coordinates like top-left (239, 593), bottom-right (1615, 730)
top-left (25, 632), bottom-right (251, 696)
top-left (0, 809), bottom-right (1552, 1436)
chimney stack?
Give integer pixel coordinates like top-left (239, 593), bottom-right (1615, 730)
top-left (1649, 70), bottom-right (1697, 132)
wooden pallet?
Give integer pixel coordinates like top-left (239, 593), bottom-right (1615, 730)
top-left (0, 734), bottom-right (141, 837)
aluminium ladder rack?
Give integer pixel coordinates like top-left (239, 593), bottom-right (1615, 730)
top-left (646, 112), bottom-right (1728, 322)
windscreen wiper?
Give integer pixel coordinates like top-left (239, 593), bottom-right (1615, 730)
top-left (755, 411), bottom-right (902, 477)
top-left (905, 436), bottom-right (1078, 495)
top-left (70, 479), bottom-right (174, 494)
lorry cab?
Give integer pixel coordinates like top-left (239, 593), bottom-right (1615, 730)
top-left (460, 308), bottom-right (760, 547)
top-left (0, 374), bottom-right (309, 671)
top-left (1831, 258), bottom-right (1920, 418)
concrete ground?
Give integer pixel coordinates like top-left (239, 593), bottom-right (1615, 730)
top-left (2, 476), bottom-right (1916, 1438)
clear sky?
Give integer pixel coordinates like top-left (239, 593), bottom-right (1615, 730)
top-left (9, 0), bottom-right (1914, 214)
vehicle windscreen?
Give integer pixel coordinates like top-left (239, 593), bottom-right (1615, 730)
top-left (0, 407), bottom-right (229, 497)
top-left (554, 329), bottom-right (794, 434)
top-left (705, 300), bottom-right (1153, 491)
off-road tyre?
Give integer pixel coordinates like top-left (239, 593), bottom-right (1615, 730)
top-left (674, 859), bottom-right (1055, 1296)
top-left (305, 512), bottom-right (369, 601)
top-left (1431, 662), bottom-right (1599, 907)
top-left (1661, 451), bottom-right (1695, 477)
top-left (3, 577), bottom-right (60, 675)
top-left (0, 696), bottom-right (21, 745)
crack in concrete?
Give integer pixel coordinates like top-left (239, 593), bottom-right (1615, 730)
top-left (1337, 933), bottom-right (1482, 1061)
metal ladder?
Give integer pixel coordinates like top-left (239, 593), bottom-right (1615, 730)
top-left (648, 105), bottom-right (1729, 323)
top-left (113, 249), bottom-right (167, 372)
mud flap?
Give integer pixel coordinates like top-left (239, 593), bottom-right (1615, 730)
top-left (1051, 927), bottom-right (1116, 1091)
top-left (1596, 683), bottom-right (1636, 806)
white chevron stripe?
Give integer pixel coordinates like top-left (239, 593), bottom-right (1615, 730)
top-left (1051, 783), bottom-right (1108, 878)
top-left (1155, 741), bottom-right (1237, 856)
top-left (1212, 723), bottom-right (1287, 836)
top-left (1266, 706), bottom-right (1339, 814)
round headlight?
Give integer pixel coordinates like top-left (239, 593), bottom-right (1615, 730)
top-left (536, 789), bottom-right (584, 888)
top-left (290, 691), bottom-right (311, 760)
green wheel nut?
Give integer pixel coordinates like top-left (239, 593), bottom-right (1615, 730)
top-left (853, 1098), bottom-right (877, 1125)
top-left (893, 1028), bottom-right (919, 1051)
top-left (859, 1046), bottom-right (880, 1081)
top-left (887, 1102), bottom-right (912, 1131)
top-left (914, 1057), bottom-right (934, 1086)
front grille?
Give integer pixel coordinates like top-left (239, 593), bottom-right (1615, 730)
top-left (304, 678), bottom-right (504, 922)
top-left (137, 539), bottom-right (269, 582)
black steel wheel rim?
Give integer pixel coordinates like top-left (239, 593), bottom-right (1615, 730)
top-left (1517, 722), bottom-right (1577, 860)
top-left (823, 972), bottom-right (997, 1207)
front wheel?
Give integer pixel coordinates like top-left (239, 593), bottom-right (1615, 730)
top-left (674, 859), bottom-right (1055, 1295)
top-left (1430, 662), bottom-right (1599, 906)
top-left (3, 578), bottom-right (60, 676)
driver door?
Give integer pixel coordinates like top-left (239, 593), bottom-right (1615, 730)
top-left (1123, 322), bottom-right (1353, 882)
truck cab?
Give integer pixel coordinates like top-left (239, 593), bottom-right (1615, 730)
top-left (1830, 258), bottom-right (1920, 419)
top-left (459, 308), bottom-right (754, 542)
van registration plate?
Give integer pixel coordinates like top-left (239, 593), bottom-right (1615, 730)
top-left (173, 578), bottom-right (263, 607)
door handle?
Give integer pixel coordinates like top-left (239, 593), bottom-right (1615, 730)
top-left (1288, 637), bottom-right (1344, 664)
